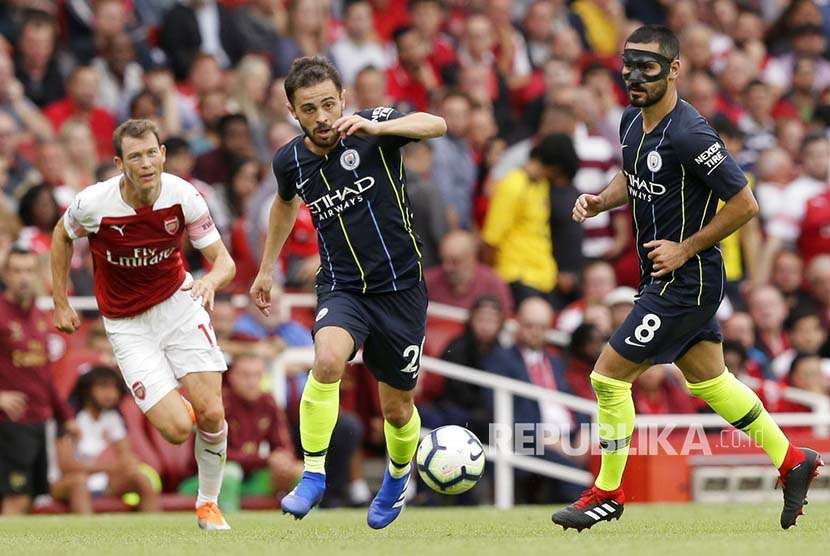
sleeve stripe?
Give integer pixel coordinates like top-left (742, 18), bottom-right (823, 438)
top-left (186, 212), bottom-right (216, 240)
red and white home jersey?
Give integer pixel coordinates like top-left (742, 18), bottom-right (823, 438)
top-left (63, 173), bottom-right (221, 318)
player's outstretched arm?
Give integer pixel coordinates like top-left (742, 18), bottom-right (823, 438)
top-left (50, 221), bottom-right (81, 334)
top-left (333, 112), bottom-right (447, 140)
top-left (572, 171), bottom-right (628, 223)
top-left (647, 185), bottom-right (759, 278)
top-left (185, 239), bottom-right (236, 311)
top-left (250, 195), bottom-right (300, 316)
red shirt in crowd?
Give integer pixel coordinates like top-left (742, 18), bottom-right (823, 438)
top-left (224, 387), bottom-right (295, 474)
top-left (0, 296), bottom-right (73, 424)
top-left (371, 0), bottom-right (410, 42)
top-left (281, 204), bottom-right (319, 260)
top-left (632, 380), bottom-right (697, 415)
top-left (385, 64), bottom-right (439, 112)
top-left (798, 190), bottom-right (830, 266)
top-left (564, 356), bottom-right (595, 401)
top-left (425, 263), bottom-right (514, 315)
top-left (43, 99), bottom-right (115, 159)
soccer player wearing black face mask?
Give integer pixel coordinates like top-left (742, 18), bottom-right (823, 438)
top-left (552, 25), bottom-right (822, 533)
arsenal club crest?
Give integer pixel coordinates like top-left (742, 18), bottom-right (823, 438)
top-left (132, 381), bottom-right (146, 400)
top-left (164, 216), bottom-right (180, 235)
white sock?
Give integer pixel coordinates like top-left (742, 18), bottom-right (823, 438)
top-left (195, 421), bottom-right (227, 508)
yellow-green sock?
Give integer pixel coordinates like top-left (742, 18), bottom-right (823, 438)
top-left (591, 371), bottom-right (635, 491)
top-left (686, 369), bottom-right (789, 467)
top-left (384, 406), bottom-right (420, 478)
top-left (299, 373), bottom-right (340, 474)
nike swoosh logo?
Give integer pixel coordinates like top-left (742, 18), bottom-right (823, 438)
top-left (624, 337), bottom-right (645, 348)
top-left (296, 178), bottom-right (310, 189)
top-left (470, 450), bottom-right (484, 461)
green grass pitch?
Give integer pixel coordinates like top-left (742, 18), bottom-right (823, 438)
top-left (1, 504), bottom-right (828, 556)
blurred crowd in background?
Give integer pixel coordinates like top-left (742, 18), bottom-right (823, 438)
top-left (2, 0), bottom-right (830, 511)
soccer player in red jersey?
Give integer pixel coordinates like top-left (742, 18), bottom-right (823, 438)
top-left (50, 119), bottom-right (237, 530)
top-left (0, 247), bottom-right (80, 514)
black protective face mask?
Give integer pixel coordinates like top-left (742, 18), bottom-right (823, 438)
top-left (622, 49), bottom-right (673, 85)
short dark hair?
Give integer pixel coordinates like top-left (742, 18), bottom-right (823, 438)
top-left (284, 56), bottom-right (342, 105)
top-left (392, 25), bottom-right (416, 45)
top-left (217, 113), bottom-right (249, 136)
top-left (744, 79), bottom-right (767, 93)
top-left (128, 88), bottom-right (161, 117)
top-left (94, 161), bottom-right (117, 181)
top-left (409, 0), bottom-right (443, 9)
top-left (442, 89), bottom-right (472, 106)
top-left (625, 25), bottom-right (680, 60)
top-left (164, 136), bottom-right (192, 158)
top-left (789, 352), bottom-right (820, 381)
top-left (20, 9), bottom-right (57, 36)
top-left (112, 118), bottom-right (161, 158)
top-left (712, 115), bottom-right (742, 141)
top-left (722, 340), bottom-right (747, 365)
top-left (785, 307), bottom-right (821, 332)
top-left (801, 131), bottom-right (829, 151)
top-left (344, 0), bottom-right (370, 12)
top-left (2, 245), bottom-right (35, 271)
top-left (531, 133), bottom-right (581, 180)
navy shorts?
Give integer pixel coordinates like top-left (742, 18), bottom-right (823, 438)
top-left (313, 281), bottom-right (428, 391)
top-left (609, 292), bottom-right (722, 364)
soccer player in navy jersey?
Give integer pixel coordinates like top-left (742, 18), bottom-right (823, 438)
top-left (552, 25), bottom-right (822, 532)
top-left (250, 57), bottom-right (446, 528)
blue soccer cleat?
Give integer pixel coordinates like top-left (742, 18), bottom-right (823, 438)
top-left (367, 466), bottom-right (411, 530)
top-left (281, 471), bottom-right (326, 520)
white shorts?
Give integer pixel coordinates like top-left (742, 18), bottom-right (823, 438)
top-left (103, 288), bottom-right (227, 413)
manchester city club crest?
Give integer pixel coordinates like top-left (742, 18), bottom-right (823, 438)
top-left (340, 149), bottom-right (360, 171)
top-left (647, 150), bottom-right (662, 172)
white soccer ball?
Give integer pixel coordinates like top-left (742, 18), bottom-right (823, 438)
top-left (416, 425), bottom-right (485, 495)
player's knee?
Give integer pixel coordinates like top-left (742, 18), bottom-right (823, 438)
top-left (313, 350), bottom-right (347, 382)
top-left (195, 402), bottom-right (225, 432)
top-left (160, 419), bottom-right (193, 445)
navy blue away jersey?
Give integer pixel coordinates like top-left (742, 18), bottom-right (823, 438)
top-left (273, 107), bottom-right (423, 294)
top-left (620, 99), bottom-right (747, 307)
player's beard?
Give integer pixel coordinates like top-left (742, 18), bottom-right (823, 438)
top-left (627, 79), bottom-right (668, 107)
top-left (302, 122), bottom-right (340, 150)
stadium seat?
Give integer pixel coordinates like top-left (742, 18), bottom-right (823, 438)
top-left (423, 319), bottom-right (464, 357)
top-left (119, 398), bottom-right (163, 472)
top-left (51, 347), bottom-right (105, 401)
top-left (146, 421), bottom-right (195, 491)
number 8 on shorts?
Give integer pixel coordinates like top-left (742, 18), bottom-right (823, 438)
top-left (634, 314), bottom-right (662, 343)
